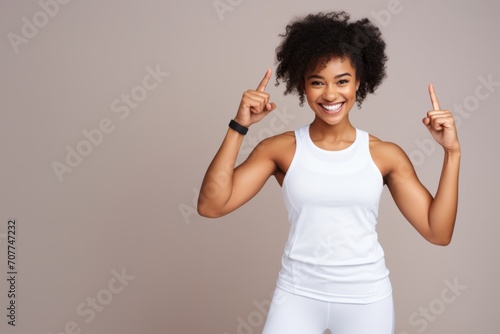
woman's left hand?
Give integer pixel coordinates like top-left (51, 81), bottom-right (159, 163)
top-left (422, 83), bottom-right (461, 153)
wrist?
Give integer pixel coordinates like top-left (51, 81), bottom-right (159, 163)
top-left (444, 145), bottom-right (461, 156)
top-left (228, 119), bottom-right (249, 135)
top-left (443, 148), bottom-right (461, 161)
top-left (233, 116), bottom-right (251, 128)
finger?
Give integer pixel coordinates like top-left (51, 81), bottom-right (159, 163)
top-left (426, 110), bottom-right (453, 121)
top-left (256, 68), bottom-right (272, 92)
top-left (244, 90), bottom-right (270, 100)
top-left (423, 110), bottom-right (450, 128)
top-left (251, 101), bottom-right (276, 114)
top-left (430, 114), bottom-right (454, 129)
top-left (247, 95), bottom-right (269, 113)
top-left (429, 83), bottom-right (441, 111)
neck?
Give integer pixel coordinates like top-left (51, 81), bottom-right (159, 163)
top-left (310, 116), bottom-right (356, 140)
top-left (308, 117), bottom-right (356, 151)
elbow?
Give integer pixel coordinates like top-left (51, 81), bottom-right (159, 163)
top-left (197, 195), bottom-right (220, 218)
top-left (197, 201), bottom-right (227, 218)
top-left (197, 206), bottom-right (223, 219)
top-left (423, 220), bottom-right (455, 246)
top-left (432, 239), bottom-right (452, 247)
top-left (197, 194), bottom-right (233, 218)
top-left (428, 234), bottom-right (453, 247)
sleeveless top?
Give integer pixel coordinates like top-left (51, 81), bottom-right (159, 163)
top-left (276, 124), bottom-right (392, 304)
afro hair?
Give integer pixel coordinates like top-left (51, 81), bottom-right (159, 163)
top-left (275, 11), bottom-right (388, 108)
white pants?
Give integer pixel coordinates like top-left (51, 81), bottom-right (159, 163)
top-left (262, 287), bottom-right (394, 334)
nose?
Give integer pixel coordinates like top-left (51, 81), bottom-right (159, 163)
top-left (322, 84), bottom-right (337, 101)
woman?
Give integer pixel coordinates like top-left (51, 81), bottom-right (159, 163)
top-left (197, 11), bottom-right (460, 334)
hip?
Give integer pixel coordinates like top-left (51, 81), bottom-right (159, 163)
top-left (276, 254), bottom-right (392, 304)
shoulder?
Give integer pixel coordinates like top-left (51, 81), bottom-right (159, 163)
top-left (368, 134), bottom-right (404, 154)
top-left (254, 130), bottom-right (296, 155)
top-left (368, 134), bottom-right (406, 156)
top-left (367, 133), bottom-right (414, 178)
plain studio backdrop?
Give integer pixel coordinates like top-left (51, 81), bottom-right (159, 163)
top-left (1, 0), bottom-right (499, 333)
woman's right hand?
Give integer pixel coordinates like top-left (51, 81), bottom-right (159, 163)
top-left (233, 68), bottom-right (276, 127)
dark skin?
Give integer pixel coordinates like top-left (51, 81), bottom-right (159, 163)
top-left (198, 57), bottom-right (461, 246)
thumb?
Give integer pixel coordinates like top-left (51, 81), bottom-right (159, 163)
top-left (267, 102), bottom-right (277, 112)
top-left (422, 117), bottom-right (434, 133)
top-left (259, 103), bottom-right (276, 119)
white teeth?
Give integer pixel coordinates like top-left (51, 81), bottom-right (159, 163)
top-left (322, 103), bottom-right (343, 111)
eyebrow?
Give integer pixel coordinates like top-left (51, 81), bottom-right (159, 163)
top-left (306, 73), bottom-right (352, 80)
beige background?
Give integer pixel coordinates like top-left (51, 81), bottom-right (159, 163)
top-left (1, 0), bottom-right (499, 333)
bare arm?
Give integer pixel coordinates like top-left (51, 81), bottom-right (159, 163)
top-left (385, 145), bottom-right (460, 245)
top-left (197, 69), bottom-right (278, 218)
top-left (385, 84), bottom-right (461, 245)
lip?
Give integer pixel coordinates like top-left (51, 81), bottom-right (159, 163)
top-left (320, 102), bottom-right (345, 115)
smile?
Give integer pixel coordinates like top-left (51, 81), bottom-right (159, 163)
top-left (320, 102), bottom-right (344, 114)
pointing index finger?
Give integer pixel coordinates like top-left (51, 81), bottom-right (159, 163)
top-left (429, 83), bottom-right (441, 111)
top-left (256, 68), bottom-right (272, 92)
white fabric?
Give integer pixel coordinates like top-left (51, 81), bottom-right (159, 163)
top-left (276, 124), bottom-right (392, 303)
top-left (262, 287), bottom-right (395, 334)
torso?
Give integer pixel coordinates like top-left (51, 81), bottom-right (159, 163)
top-left (269, 130), bottom-right (396, 186)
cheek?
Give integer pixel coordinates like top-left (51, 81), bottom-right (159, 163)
top-left (340, 87), bottom-right (357, 99)
top-left (305, 88), bottom-right (319, 100)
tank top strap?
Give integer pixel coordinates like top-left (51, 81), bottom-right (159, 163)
top-left (294, 125), bottom-right (309, 147)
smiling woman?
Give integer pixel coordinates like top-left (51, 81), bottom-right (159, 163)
top-left (303, 58), bottom-right (359, 131)
top-left (198, 11), bottom-right (460, 334)
top-left (275, 11), bottom-right (387, 108)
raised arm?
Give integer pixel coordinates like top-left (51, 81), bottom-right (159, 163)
top-left (197, 69), bottom-right (278, 218)
top-left (385, 84), bottom-right (461, 246)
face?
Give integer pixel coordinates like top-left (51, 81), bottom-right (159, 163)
top-left (304, 57), bottom-right (359, 126)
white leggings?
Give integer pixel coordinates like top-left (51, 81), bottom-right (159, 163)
top-left (262, 287), bottom-right (394, 334)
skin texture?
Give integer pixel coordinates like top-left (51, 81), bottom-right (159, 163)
top-left (198, 57), bottom-right (460, 246)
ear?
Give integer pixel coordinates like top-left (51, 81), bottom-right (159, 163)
top-left (356, 79), bottom-right (360, 91)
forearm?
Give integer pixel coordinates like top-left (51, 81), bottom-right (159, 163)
top-left (197, 69), bottom-right (275, 217)
top-left (428, 149), bottom-right (461, 245)
top-left (197, 127), bottom-right (244, 216)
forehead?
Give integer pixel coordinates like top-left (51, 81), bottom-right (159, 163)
top-left (307, 56), bottom-right (356, 76)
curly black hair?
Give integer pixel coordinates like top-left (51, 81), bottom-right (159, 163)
top-left (275, 11), bottom-right (387, 108)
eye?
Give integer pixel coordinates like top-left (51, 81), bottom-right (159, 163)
top-left (337, 79), bottom-right (349, 85)
top-left (310, 81), bottom-right (324, 86)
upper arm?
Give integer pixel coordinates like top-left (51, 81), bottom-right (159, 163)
top-left (378, 142), bottom-right (435, 241)
top-left (220, 137), bottom-right (280, 215)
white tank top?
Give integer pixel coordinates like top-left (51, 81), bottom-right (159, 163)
top-left (276, 124), bottom-right (392, 304)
